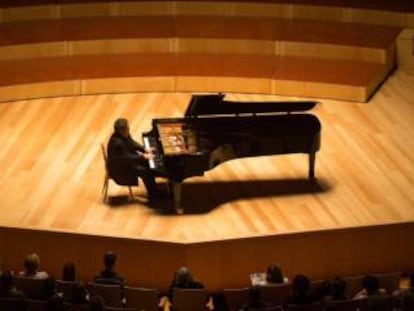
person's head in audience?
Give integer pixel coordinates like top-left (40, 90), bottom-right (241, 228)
top-left (95, 251), bottom-right (124, 285)
top-left (169, 266), bottom-right (204, 300)
top-left (62, 261), bottom-right (76, 281)
top-left (362, 275), bottom-right (381, 296)
top-left (330, 277), bottom-right (346, 300)
top-left (89, 295), bottom-right (105, 311)
top-left (103, 251), bottom-right (117, 272)
top-left (173, 266), bottom-right (194, 287)
top-left (23, 253), bottom-right (42, 276)
top-left (266, 263), bottom-right (285, 284)
top-left (21, 253), bottom-right (49, 279)
top-left (292, 274), bottom-right (310, 296)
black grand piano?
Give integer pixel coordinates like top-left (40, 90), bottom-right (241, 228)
top-left (143, 94), bottom-right (321, 214)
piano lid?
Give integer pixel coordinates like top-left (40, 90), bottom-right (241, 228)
top-left (184, 93), bottom-right (319, 117)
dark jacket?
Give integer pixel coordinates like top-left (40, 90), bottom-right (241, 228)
top-left (107, 132), bottom-right (145, 185)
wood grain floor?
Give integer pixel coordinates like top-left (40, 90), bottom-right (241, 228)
top-left (0, 70), bottom-right (413, 243)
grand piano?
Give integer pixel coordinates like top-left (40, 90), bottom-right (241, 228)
top-left (143, 94), bottom-right (321, 214)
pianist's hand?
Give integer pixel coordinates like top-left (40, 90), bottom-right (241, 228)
top-left (142, 152), bottom-right (155, 160)
top-left (145, 147), bottom-right (156, 154)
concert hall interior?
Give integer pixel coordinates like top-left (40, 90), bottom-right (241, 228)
top-left (0, 0), bottom-right (414, 307)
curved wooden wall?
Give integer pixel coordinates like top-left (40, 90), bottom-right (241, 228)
top-left (0, 0), bottom-right (405, 102)
top-left (1, 222), bottom-right (414, 291)
top-left (0, 1), bottom-right (413, 26)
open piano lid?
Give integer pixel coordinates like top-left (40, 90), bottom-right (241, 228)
top-left (184, 93), bottom-right (319, 117)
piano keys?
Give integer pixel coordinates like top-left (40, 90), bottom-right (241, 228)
top-left (143, 93), bottom-right (322, 214)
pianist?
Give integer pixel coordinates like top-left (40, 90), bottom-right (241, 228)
top-left (107, 118), bottom-right (161, 199)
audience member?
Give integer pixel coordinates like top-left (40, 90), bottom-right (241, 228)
top-left (19, 253), bottom-right (49, 279)
top-left (58, 262), bottom-right (88, 304)
top-left (241, 286), bottom-right (273, 311)
top-left (0, 271), bottom-right (25, 298)
top-left (95, 251), bottom-right (125, 285)
top-left (0, 271), bottom-right (26, 311)
top-left (62, 261), bottom-right (76, 281)
top-left (89, 295), bottom-right (105, 311)
top-left (284, 274), bottom-right (313, 306)
top-left (324, 277), bottom-right (347, 302)
top-left (43, 277), bottom-right (65, 310)
top-left (168, 266), bottom-right (204, 300)
top-left (354, 275), bottom-right (387, 299)
top-left (394, 272), bottom-right (414, 311)
top-left (266, 263), bottom-right (288, 284)
top-left (212, 292), bottom-right (229, 311)
top-left (353, 275), bottom-right (393, 311)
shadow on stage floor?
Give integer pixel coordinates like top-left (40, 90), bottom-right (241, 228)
top-left (107, 177), bottom-right (331, 215)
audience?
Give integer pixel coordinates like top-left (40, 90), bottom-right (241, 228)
top-left (1, 251), bottom-right (409, 311)
top-left (0, 271), bottom-right (27, 310)
top-left (324, 277), bottom-right (347, 302)
top-left (394, 272), bottom-right (414, 311)
top-left (0, 271), bottom-right (26, 299)
top-left (19, 253), bottom-right (49, 279)
top-left (58, 262), bottom-right (88, 305)
top-left (168, 266), bottom-right (204, 300)
top-left (241, 286), bottom-right (274, 311)
top-left (94, 251), bottom-right (125, 285)
top-left (353, 275), bottom-right (393, 311)
top-left (88, 295), bottom-right (105, 311)
top-left (266, 263), bottom-right (288, 284)
top-left (284, 274), bottom-right (313, 306)
top-left (62, 261), bottom-right (76, 281)
top-left (212, 292), bottom-right (229, 311)
top-left (354, 275), bottom-right (387, 299)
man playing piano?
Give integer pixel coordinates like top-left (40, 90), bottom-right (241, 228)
top-left (107, 118), bottom-right (162, 199)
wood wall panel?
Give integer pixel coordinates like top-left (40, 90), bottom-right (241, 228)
top-left (231, 2), bottom-right (289, 18)
top-left (0, 76), bottom-right (377, 103)
top-left (0, 39), bottom-right (389, 63)
top-left (80, 77), bottom-right (176, 94)
top-left (0, 80), bottom-right (80, 102)
top-left (290, 4), bottom-right (343, 21)
top-left (1, 5), bottom-right (58, 22)
top-left (69, 39), bottom-right (173, 55)
top-left (59, 3), bottom-right (116, 18)
top-left (174, 38), bottom-right (275, 55)
top-left (271, 80), bottom-right (366, 102)
top-left (118, 1), bottom-right (174, 16)
top-left (175, 76), bottom-right (272, 94)
top-left (344, 8), bottom-right (406, 27)
top-left (0, 1), bottom-right (411, 28)
top-left (175, 1), bottom-right (232, 16)
top-left (0, 42), bottom-right (68, 61)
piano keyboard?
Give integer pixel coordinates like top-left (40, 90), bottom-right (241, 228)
top-left (143, 135), bottom-right (164, 169)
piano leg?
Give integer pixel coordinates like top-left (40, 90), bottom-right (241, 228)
top-left (173, 182), bottom-right (183, 214)
top-left (308, 151), bottom-right (316, 180)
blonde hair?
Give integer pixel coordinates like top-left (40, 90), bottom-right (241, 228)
top-left (24, 253), bottom-right (41, 275)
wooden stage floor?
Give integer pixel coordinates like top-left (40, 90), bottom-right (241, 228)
top-left (0, 71), bottom-right (414, 289)
top-left (0, 70), bottom-right (414, 245)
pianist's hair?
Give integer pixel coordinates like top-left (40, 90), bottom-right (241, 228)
top-left (114, 118), bottom-right (128, 133)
